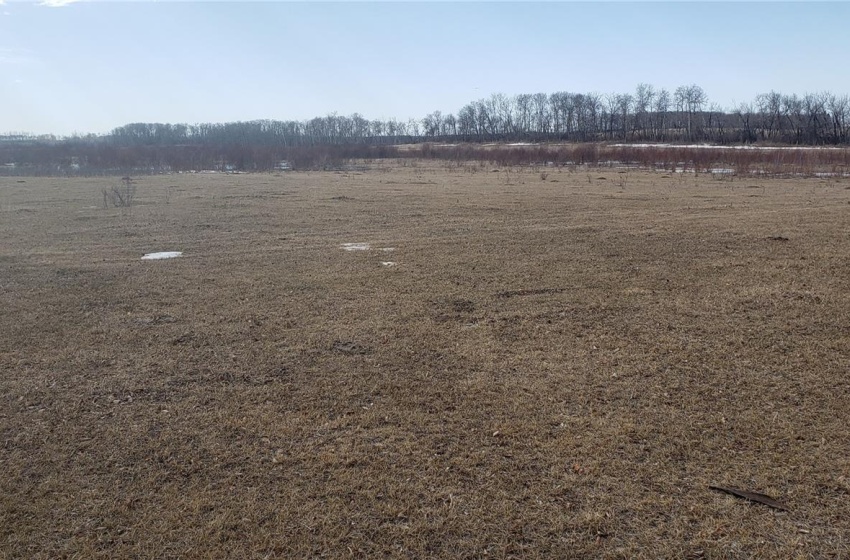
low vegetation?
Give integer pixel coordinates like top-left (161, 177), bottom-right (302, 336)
top-left (2, 83), bottom-right (849, 176)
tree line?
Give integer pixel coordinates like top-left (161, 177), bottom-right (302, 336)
top-left (102, 84), bottom-right (850, 146)
top-left (1, 83), bottom-right (849, 174)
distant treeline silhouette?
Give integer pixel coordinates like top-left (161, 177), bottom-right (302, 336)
top-left (2, 84), bottom-right (849, 174)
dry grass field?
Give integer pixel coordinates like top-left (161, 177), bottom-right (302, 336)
top-left (2, 162), bottom-right (850, 558)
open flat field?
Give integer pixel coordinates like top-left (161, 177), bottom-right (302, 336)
top-left (2, 162), bottom-right (850, 558)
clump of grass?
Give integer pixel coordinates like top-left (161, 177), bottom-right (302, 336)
top-left (102, 176), bottom-right (137, 208)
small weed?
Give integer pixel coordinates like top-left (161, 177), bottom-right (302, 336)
top-left (102, 176), bottom-right (137, 208)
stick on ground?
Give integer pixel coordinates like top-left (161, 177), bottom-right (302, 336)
top-left (709, 485), bottom-right (789, 511)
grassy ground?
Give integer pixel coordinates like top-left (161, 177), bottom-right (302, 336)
top-left (2, 162), bottom-right (850, 558)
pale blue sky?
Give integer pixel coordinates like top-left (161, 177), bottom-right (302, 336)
top-left (1, 1), bottom-right (849, 136)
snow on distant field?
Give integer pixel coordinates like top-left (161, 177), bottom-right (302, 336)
top-left (481, 143), bottom-right (535, 147)
top-left (611, 143), bottom-right (845, 151)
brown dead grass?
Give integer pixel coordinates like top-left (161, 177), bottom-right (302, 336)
top-left (2, 163), bottom-right (850, 558)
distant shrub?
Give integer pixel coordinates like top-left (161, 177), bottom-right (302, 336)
top-left (102, 176), bottom-right (136, 208)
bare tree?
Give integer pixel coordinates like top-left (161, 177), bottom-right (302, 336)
top-left (617, 94), bottom-right (633, 140)
top-left (780, 92), bottom-right (805, 144)
top-left (515, 94), bottom-right (533, 138)
top-left (605, 94), bottom-right (620, 140)
top-left (756, 91), bottom-right (783, 141)
top-left (407, 118), bottom-right (421, 139)
top-left (531, 93), bottom-right (551, 139)
top-left (675, 84), bottom-right (707, 141)
top-left (633, 83), bottom-right (654, 140)
top-left (422, 111), bottom-right (443, 138)
top-left (828, 94), bottom-right (849, 143)
top-left (457, 104), bottom-right (477, 140)
top-left (443, 113), bottom-right (457, 137)
top-left (490, 93), bottom-right (515, 136)
top-left (654, 88), bottom-right (671, 141)
top-left (735, 101), bottom-right (756, 143)
top-left (549, 92), bottom-right (574, 139)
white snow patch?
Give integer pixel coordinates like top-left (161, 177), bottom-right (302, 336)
top-left (381, 261), bottom-right (397, 267)
top-left (341, 242), bottom-right (370, 251)
top-left (379, 247), bottom-right (395, 252)
top-left (813, 172), bottom-right (850, 178)
top-left (141, 251), bottom-right (182, 260)
top-left (612, 143), bottom-right (846, 151)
